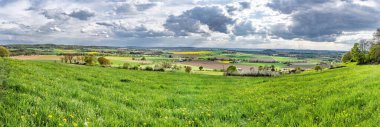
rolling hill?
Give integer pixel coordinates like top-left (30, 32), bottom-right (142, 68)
top-left (1, 59), bottom-right (380, 126)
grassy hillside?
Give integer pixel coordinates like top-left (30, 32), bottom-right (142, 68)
top-left (1, 59), bottom-right (380, 126)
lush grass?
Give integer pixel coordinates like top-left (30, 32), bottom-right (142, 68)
top-left (1, 59), bottom-right (380, 126)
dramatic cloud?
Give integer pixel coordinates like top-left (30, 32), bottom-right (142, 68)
top-left (268, 0), bottom-right (380, 42)
top-left (41, 9), bottom-right (69, 21)
top-left (232, 20), bottom-right (256, 36)
top-left (165, 6), bottom-right (234, 35)
top-left (267, 0), bottom-right (330, 14)
top-left (114, 2), bottom-right (158, 14)
top-left (68, 9), bottom-right (95, 21)
top-left (0, 0), bottom-right (380, 50)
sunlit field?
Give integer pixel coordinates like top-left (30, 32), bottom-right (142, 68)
top-left (1, 59), bottom-right (380, 126)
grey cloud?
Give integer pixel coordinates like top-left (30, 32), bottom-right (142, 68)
top-left (115, 2), bottom-right (158, 14)
top-left (239, 2), bottom-right (251, 9)
top-left (270, 1), bottom-right (380, 42)
top-left (232, 20), bottom-right (256, 36)
top-left (41, 9), bottom-right (70, 21)
top-left (164, 15), bottom-right (207, 36)
top-left (226, 1), bottom-right (251, 15)
top-left (96, 22), bottom-right (114, 27)
top-left (68, 9), bottom-right (95, 21)
top-left (114, 25), bottom-right (173, 38)
top-left (267, 0), bottom-right (331, 14)
top-left (0, 0), bottom-right (15, 6)
top-left (136, 3), bottom-right (157, 11)
top-left (164, 6), bottom-right (234, 36)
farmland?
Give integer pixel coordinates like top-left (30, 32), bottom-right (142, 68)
top-left (7, 44), bottom-right (343, 76)
top-left (1, 59), bottom-right (380, 126)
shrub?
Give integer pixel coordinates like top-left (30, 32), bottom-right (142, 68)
top-left (84, 55), bottom-right (97, 66)
top-left (161, 62), bottom-right (172, 68)
top-left (144, 66), bottom-right (154, 71)
top-left (185, 66), bottom-right (192, 73)
top-left (0, 46), bottom-right (10, 57)
top-left (172, 64), bottom-right (181, 70)
top-left (341, 51), bottom-right (352, 63)
top-left (130, 65), bottom-right (140, 70)
top-left (369, 44), bottom-right (380, 63)
top-left (154, 65), bottom-right (165, 71)
top-left (314, 66), bottom-right (323, 71)
top-left (227, 70), bottom-right (280, 77)
top-left (98, 57), bottom-right (111, 67)
top-left (199, 66), bottom-right (204, 71)
top-left (122, 63), bottom-right (130, 69)
top-left (141, 57), bottom-right (146, 61)
top-left (226, 65), bottom-right (237, 74)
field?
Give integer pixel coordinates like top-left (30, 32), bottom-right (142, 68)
top-left (1, 59), bottom-right (380, 126)
top-left (172, 51), bottom-right (211, 55)
top-left (11, 55), bottom-right (61, 60)
top-left (177, 60), bottom-right (257, 71)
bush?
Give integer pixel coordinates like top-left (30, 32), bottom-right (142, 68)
top-left (161, 62), bottom-right (172, 68)
top-left (314, 66), bottom-right (323, 71)
top-left (130, 65), bottom-right (140, 70)
top-left (0, 46), bottom-right (10, 57)
top-left (144, 66), bottom-right (154, 71)
top-left (226, 65), bottom-right (237, 74)
top-left (185, 66), bottom-right (192, 73)
top-left (98, 57), bottom-right (111, 67)
top-left (227, 70), bottom-right (280, 77)
top-left (154, 65), bottom-right (165, 71)
top-left (84, 55), bottom-right (97, 66)
top-left (122, 63), bottom-right (130, 69)
top-left (341, 51), bottom-right (352, 63)
top-left (199, 66), bottom-right (204, 71)
top-left (172, 64), bottom-right (181, 70)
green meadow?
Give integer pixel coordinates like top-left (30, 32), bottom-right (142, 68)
top-left (1, 59), bottom-right (380, 126)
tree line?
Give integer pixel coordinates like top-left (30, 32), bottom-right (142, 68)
top-left (342, 29), bottom-right (380, 64)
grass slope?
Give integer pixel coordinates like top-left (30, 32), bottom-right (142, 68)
top-left (1, 59), bottom-right (380, 126)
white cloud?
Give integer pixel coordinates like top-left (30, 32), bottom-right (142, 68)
top-left (0, 0), bottom-right (379, 50)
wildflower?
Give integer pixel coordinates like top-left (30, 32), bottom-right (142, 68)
top-left (63, 118), bottom-right (67, 122)
top-left (70, 114), bottom-right (75, 118)
top-left (73, 122), bottom-right (78, 127)
top-left (48, 115), bottom-right (53, 119)
top-left (84, 119), bottom-right (89, 127)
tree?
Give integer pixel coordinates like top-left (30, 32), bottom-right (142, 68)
top-left (350, 43), bottom-right (365, 64)
top-left (84, 55), bottom-right (97, 66)
top-left (369, 44), bottom-right (380, 63)
top-left (341, 51), bottom-right (352, 63)
top-left (199, 66), bottom-right (203, 71)
top-left (270, 65), bottom-right (275, 71)
top-left (226, 65), bottom-right (237, 74)
top-left (374, 28), bottom-right (380, 43)
top-left (63, 54), bottom-right (74, 63)
top-left (98, 57), bottom-right (111, 67)
top-left (314, 65), bottom-right (322, 71)
top-left (160, 62), bottom-right (172, 68)
top-left (0, 46), bottom-right (10, 57)
top-left (185, 66), bottom-right (192, 73)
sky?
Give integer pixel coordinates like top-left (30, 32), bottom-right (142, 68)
top-left (0, 0), bottom-right (380, 50)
